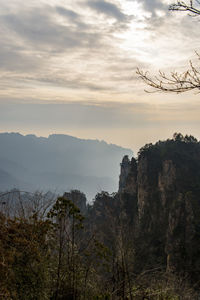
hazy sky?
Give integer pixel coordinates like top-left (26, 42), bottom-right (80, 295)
top-left (0, 0), bottom-right (200, 153)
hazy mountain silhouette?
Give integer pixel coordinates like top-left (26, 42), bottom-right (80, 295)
top-left (0, 132), bottom-right (133, 200)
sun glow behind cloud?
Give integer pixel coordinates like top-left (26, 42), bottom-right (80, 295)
top-left (0, 0), bottom-right (197, 103)
top-left (0, 0), bottom-right (200, 150)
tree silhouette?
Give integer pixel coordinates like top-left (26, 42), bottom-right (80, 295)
top-left (169, 1), bottom-right (200, 15)
top-left (137, 1), bottom-right (200, 93)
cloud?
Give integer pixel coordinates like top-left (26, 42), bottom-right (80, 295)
top-left (134, 0), bottom-right (167, 17)
top-left (0, 0), bottom-right (199, 110)
top-left (0, 1), bottom-right (134, 78)
top-left (55, 6), bottom-right (80, 20)
top-left (2, 9), bottom-right (102, 52)
top-left (0, 0), bottom-right (143, 97)
top-left (142, 0), bottom-right (166, 14)
top-left (0, 45), bottom-right (40, 72)
top-left (86, 0), bottom-right (129, 22)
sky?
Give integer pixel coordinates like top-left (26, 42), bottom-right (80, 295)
top-left (0, 0), bottom-right (200, 153)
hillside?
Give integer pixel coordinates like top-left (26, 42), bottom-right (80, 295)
top-left (1, 134), bottom-right (200, 299)
top-left (0, 132), bottom-right (133, 200)
top-left (85, 133), bottom-right (200, 297)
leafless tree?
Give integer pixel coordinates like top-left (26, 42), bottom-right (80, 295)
top-left (137, 1), bottom-right (200, 93)
top-left (0, 190), bottom-right (56, 219)
top-left (169, 0), bottom-right (200, 16)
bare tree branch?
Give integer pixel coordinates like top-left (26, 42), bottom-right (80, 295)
top-left (137, 1), bottom-right (200, 93)
top-left (137, 54), bottom-right (200, 93)
top-left (169, 1), bottom-right (200, 16)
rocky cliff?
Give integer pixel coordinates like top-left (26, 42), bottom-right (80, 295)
top-left (75, 134), bottom-right (200, 289)
top-left (118, 135), bottom-right (200, 281)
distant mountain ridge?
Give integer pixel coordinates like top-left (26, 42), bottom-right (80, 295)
top-left (0, 132), bottom-right (133, 199)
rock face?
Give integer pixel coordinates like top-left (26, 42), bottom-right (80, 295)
top-left (119, 156), bottom-right (137, 195)
top-left (118, 138), bottom-right (200, 281)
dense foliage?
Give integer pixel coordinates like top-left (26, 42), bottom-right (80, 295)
top-left (0, 134), bottom-right (200, 299)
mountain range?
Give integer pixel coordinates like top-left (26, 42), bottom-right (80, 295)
top-left (0, 132), bottom-right (133, 200)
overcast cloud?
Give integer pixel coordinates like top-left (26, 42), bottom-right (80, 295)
top-left (0, 0), bottom-right (200, 150)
